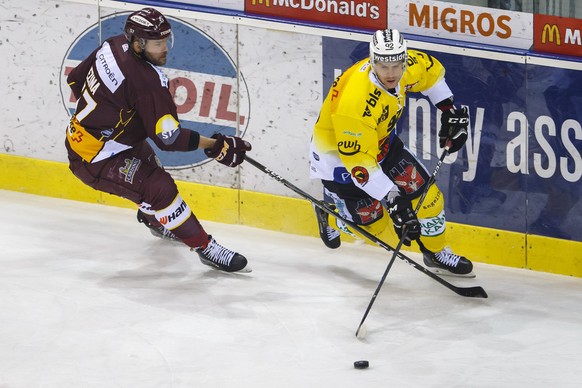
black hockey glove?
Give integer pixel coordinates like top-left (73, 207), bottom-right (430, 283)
top-left (439, 106), bottom-right (469, 154)
top-left (204, 133), bottom-right (252, 167)
top-left (387, 194), bottom-right (421, 246)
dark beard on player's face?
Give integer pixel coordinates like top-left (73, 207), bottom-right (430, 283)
top-left (144, 51), bottom-right (166, 66)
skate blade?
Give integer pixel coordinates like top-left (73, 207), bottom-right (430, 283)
top-left (236, 265), bottom-right (252, 273)
top-left (427, 267), bottom-right (476, 278)
top-left (149, 229), bottom-right (182, 243)
top-left (200, 259), bottom-right (252, 274)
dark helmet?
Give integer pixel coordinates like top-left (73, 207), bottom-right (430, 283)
top-left (124, 8), bottom-right (172, 42)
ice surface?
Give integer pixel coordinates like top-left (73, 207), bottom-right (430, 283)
top-left (0, 190), bottom-right (581, 387)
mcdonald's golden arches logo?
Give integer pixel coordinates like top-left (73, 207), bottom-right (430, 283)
top-left (542, 24), bottom-right (561, 45)
top-left (251, 0), bottom-right (270, 6)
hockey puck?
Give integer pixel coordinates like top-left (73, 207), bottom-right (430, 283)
top-left (354, 360), bottom-right (369, 369)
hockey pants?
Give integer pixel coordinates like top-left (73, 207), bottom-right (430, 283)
top-left (322, 137), bottom-right (447, 253)
top-left (66, 140), bottom-right (208, 248)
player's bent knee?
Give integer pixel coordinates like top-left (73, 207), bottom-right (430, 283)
top-left (415, 184), bottom-right (444, 219)
top-left (141, 168), bottom-right (179, 210)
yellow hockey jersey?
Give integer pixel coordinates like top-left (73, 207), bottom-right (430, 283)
top-left (309, 49), bottom-right (452, 200)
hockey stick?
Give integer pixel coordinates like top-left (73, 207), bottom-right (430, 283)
top-left (244, 155), bottom-right (488, 299)
top-left (354, 148), bottom-right (450, 337)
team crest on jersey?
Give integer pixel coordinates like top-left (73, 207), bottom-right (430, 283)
top-left (391, 162), bottom-right (426, 194)
top-left (60, 12), bottom-right (250, 169)
top-left (119, 157), bottom-right (141, 183)
top-left (355, 198), bottom-right (383, 225)
top-left (351, 166), bottom-right (369, 185)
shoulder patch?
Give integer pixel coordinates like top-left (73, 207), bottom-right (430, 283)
top-left (156, 114), bottom-right (180, 145)
top-left (351, 166), bottom-right (369, 185)
top-left (95, 41), bottom-right (125, 93)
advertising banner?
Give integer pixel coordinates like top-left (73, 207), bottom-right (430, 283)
top-left (244, 0), bottom-right (387, 30)
top-left (387, 0), bottom-right (533, 50)
top-left (533, 14), bottom-right (582, 57)
top-left (322, 36), bottom-right (582, 241)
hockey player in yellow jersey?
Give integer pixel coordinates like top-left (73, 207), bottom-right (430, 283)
top-left (309, 29), bottom-right (474, 277)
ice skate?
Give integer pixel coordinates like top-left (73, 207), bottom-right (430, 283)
top-left (314, 205), bottom-right (341, 249)
top-left (137, 210), bottom-right (181, 242)
top-left (195, 236), bottom-right (251, 273)
top-left (422, 247), bottom-right (475, 278)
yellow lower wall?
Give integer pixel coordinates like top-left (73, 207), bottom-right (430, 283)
top-left (1, 153), bottom-right (580, 277)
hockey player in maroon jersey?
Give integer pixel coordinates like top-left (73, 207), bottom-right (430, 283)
top-left (65, 8), bottom-right (251, 273)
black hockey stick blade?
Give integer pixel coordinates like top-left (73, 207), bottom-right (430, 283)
top-left (456, 285), bottom-right (488, 298)
top-left (244, 156), bottom-right (488, 299)
top-left (383, 240), bottom-right (488, 298)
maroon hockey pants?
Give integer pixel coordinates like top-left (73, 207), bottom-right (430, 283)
top-left (67, 140), bottom-right (208, 248)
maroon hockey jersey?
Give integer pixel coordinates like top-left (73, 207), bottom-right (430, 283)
top-left (66, 34), bottom-right (192, 163)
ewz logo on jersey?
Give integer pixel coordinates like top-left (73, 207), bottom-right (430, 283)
top-left (60, 13), bottom-right (250, 168)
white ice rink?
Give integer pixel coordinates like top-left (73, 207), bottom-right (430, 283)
top-left (1, 189), bottom-right (581, 387)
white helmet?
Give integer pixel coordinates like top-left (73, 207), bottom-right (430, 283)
top-left (369, 29), bottom-right (408, 65)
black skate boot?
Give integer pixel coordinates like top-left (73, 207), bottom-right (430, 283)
top-left (314, 205), bottom-right (341, 249)
top-left (194, 236), bottom-right (251, 273)
top-left (137, 210), bottom-right (181, 243)
top-left (422, 247), bottom-right (475, 278)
